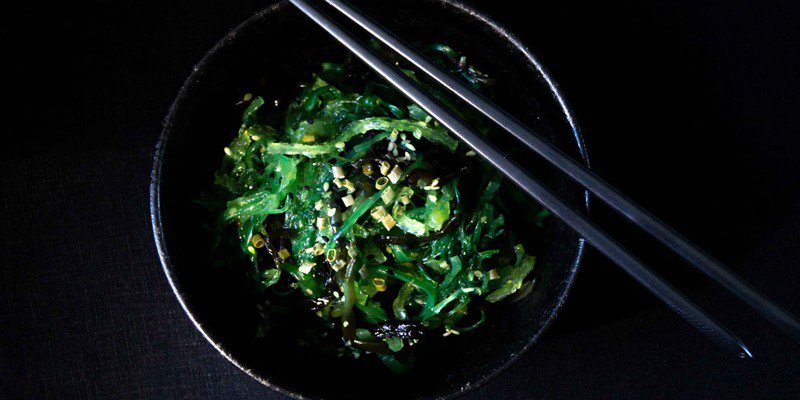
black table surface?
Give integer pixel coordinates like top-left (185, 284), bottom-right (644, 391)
top-left (2, 0), bottom-right (799, 398)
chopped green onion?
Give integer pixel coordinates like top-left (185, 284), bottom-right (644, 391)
top-left (388, 165), bottom-right (403, 184)
top-left (375, 177), bottom-right (389, 190)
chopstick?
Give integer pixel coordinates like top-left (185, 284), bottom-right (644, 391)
top-left (319, 0), bottom-right (800, 345)
top-left (288, 0), bottom-right (766, 357)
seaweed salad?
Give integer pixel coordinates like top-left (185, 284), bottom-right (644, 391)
top-left (203, 44), bottom-right (548, 372)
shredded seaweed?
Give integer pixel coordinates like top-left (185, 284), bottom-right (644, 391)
top-left (204, 44), bottom-right (548, 372)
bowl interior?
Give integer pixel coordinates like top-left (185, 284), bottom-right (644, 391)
top-left (153, 1), bottom-right (587, 398)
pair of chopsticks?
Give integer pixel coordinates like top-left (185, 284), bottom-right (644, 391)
top-left (289, 0), bottom-right (800, 357)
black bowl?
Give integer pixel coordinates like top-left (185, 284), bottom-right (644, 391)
top-left (150, 1), bottom-right (589, 398)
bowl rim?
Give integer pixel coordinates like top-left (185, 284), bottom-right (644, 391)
top-left (149, 1), bottom-right (590, 399)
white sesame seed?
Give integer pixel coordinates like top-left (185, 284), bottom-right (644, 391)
top-left (223, 147), bottom-right (232, 156)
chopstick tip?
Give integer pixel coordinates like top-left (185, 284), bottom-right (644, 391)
top-left (738, 344), bottom-right (754, 360)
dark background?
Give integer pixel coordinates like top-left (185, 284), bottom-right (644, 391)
top-left (2, 0), bottom-right (799, 398)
